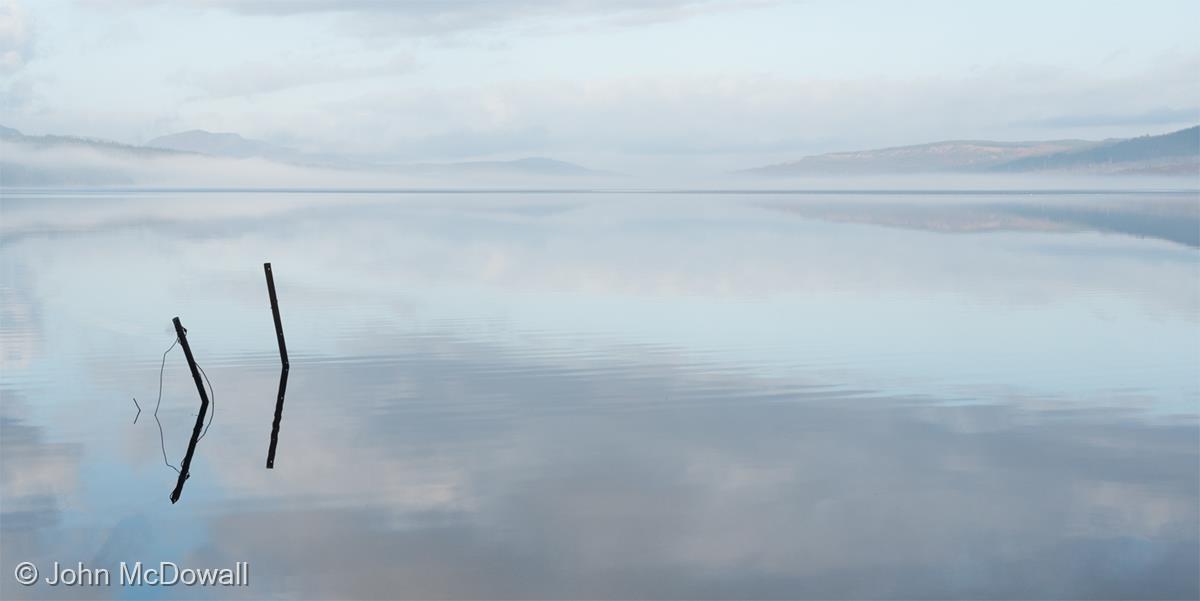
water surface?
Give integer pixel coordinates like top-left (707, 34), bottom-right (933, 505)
top-left (2, 189), bottom-right (1198, 599)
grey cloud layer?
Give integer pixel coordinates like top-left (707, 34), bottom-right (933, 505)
top-left (181, 60), bottom-right (1199, 167)
top-left (1020, 106), bottom-right (1200, 129)
top-left (138, 0), bottom-right (770, 34)
top-left (0, 0), bottom-right (32, 73)
top-left (3, 2), bottom-right (1197, 170)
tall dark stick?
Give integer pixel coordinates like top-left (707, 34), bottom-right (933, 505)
top-left (170, 316), bottom-right (209, 504)
top-left (264, 262), bottom-right (290, 468)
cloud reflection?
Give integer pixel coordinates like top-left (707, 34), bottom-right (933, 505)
top-left (1, 191), bottom-right (1197, 599)
top-left (160, 325), bottom-right (1200, 599)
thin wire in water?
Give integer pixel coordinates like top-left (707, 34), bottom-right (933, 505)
top-left (134, 336), bottom-right (216, 474)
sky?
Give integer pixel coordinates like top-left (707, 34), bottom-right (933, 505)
top-left (1, 0), bottom-right (1198, 173)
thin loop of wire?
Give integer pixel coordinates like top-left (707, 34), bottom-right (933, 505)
top-left (137, 336), bottom-right (216, 474)
top-left (152, 337), bottom-right (181, 474)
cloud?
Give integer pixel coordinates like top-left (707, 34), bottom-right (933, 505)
top-left (10, 4), bottom-right (1199, 172)
top-left (405, 127), bottom-right (552, 159)
top-left (179, 53), bottom-right (416, 98)
top-left (0, 0), bottom-right (32, 73)
top-left (176, 0), bottom-right (772, 34)
top-left (6, 59), bottom-right (1200, 179)
top-left (1020, 106), bottom-right (1200, 129)
top-left (88, 0), bottom-right (777, 41)
top-left (0, 73), bottom-right (33, 110)
top-left (175, 58), bottom-right (1197, 169)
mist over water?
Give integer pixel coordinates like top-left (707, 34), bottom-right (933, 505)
top-left (1, 189), bottom-right (1198, 599)
top-left (5, 135), bottom-right (1200, 190)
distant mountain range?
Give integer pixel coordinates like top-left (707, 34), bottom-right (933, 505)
top-left (146, 129), bottom-right (615, 176)
top-left (744, 126), bottom-right (1199, 176)
top-left (0, 127), bottom-right (611, 185)
top-left (2, 124), bottom-right (1197, 187)
top-left (147, 129), bottom-right (305, 163)
top-left (1, 125), bottom-right (192, 185)
top-left (991, 126), bottom-right (1200, 174)
top-left (0, 125), bottom-right (185, 158)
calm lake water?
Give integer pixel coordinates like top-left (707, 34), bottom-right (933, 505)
top-left (2, 189), bottom-right (1198, 599)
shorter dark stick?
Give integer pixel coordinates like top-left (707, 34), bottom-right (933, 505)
top-left (170, 317), bottom-right (210, 504)
top-left (264, 262), bottom-right (290, 469)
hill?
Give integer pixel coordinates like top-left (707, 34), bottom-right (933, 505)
top-left (745, 126), bottom-right (1199, 176)
top-left (992, 126), bottom-right (1199, 174)
top-left (1, 126), bottom-right (194, 185)
top-left (147, 130), bottom-right (304, 162)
